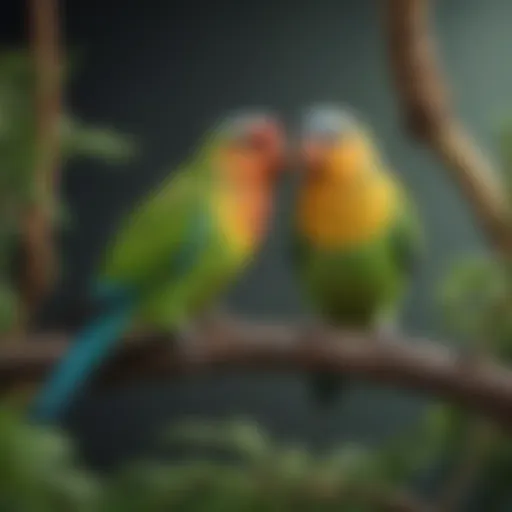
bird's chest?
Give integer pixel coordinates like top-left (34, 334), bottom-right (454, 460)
top-left (297, 236), bottom-right (400, 325)
top-left (294, 177), bottom-right (402, 323)
top-left (297, 177), bottom-right (396, 250)
top-left (211, 186), bottom-right (270, 264)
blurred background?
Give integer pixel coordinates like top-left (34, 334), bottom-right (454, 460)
top-left (0, 0), bottom-right (508, 482)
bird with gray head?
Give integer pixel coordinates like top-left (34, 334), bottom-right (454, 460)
top-left (291, 103), bottom-right (424, 409)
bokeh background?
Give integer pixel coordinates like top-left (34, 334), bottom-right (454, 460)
top-left (1, 0), bottom-right (507, 470)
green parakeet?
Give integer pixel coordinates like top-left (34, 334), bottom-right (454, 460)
top-left (292, 105), bottom-right (423, 407)
top-left (30, 111), bottom-right (285, 423)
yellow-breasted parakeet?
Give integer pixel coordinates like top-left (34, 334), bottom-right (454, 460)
top-left (30, 111), bottom-right (286, 423)
top-left (292, 105), bottom-right (423, 407)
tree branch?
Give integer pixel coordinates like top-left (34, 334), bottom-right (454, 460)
top-left (383, 1), bottom-right (512, 509)
top-left (19, 0), bottom-right (63, 326)
top-left (1, 323), bottom-right (512, 431)
top-left (383, 0), bottom-right (512, 255)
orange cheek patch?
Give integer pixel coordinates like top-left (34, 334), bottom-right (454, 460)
top-left (213, 182), bottom-right (272, 258)
top-left (214, 148), bottom-right (274, 252)
top-left (329, 137), bottom-right (369, 177)
top-left (218, 149), bottom-right (256, 176)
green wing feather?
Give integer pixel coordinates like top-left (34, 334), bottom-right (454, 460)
top-left (95, 153), bottom-right (251, 330)
top-left (96, 121), bottom-right (229, 297)
top-left (388, 184), bottom-right (424, 279)
top-left (98, 165), bottom-right (210, 294)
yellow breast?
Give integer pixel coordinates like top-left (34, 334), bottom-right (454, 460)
top-left (210, 191), bottom-right (258, 260)
top-left (297, 171), bottom-right (397, 249)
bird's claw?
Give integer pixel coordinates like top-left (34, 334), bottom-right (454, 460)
top-left (196, 305), bottom-right (233, 333)
top-left (454, 344), bottom-right (484, 370)
top-left (298, 320), bottom-right (331, 348)
top-left (373, 319), bottom-right (399, 346)
top-left (175, 306), bottom-right (236, 359)
top-left (175, 324), bottom-right (206, 361)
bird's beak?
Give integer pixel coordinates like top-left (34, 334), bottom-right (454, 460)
top-left (258, 123), bottom-right (287, 178)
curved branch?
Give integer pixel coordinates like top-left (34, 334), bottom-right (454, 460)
top-left (383, 1), bottom-right (512, 508)
top-left (1, 323), bottom-right (512, 430)
top-left (383, 0), bottom-right (512, 254)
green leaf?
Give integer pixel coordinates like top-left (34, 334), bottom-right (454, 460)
top-left (273, 445), bottom-right (311, 483)
top-left (437, 254), bottom-right (512, 354)
top-left (0, 407), bottom-right (100, 511)
top-left (167, 418), bottom-right (273, 463)
top-left (60, 115), bottom-right (138, 164)
top-left (319, 443), bottom-right (375, 487)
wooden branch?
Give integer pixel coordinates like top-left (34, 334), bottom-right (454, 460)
top-left (383, 1), bottom-right (512, 509)
top-left (2, 323), bottom-right (512, 431)
top-left (20, 0), bottom-right (63, 325)
top-left (383, 0), bottom-right (512, 255)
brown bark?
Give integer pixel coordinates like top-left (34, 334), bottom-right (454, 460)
top-left (383, 0), bottom-right (512, 255)
top-left (2, 324), bottom-right (512, 431)
top-left (19, 0), bottom-right (62, 327)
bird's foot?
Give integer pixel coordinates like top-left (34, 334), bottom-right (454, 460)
top-left (195, 304), bottom-right (233, 333)
top-left (196, 306), bottom-right (240, 349)
top-left (298, 320), bottom-right (332, 349)
top-left (175, 322), bottom-right (207, 361)
top-left (373, 318), bottom-right (400, 346)
top-left (454, 343), bottom-right (484, 370)
top-left (175, 306), bottom-right (236, 358)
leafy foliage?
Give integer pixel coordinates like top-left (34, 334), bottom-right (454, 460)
top-left (0, 409), bottom-right (445, 512)
top-left (0, 48), bottom-right (137, 334)
top-left (438, 254), bottom-right (512, 359)
top-left (433, 123), bottom-right (512, 507)
top-left (0, 407), bottom-right (100, 512)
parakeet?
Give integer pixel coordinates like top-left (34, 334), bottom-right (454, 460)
top-left (29, 111), bottom-right (285, 423)
top-left (292, 105), bottom-right (423, 407)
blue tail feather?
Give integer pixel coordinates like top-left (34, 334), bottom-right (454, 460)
top-left (29, 304), bottom-right (134, 424)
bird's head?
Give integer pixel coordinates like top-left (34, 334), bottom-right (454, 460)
top-left (211, 110), bottom-right (287, 184)
top-left (300, 105), bottom-right (374, 182)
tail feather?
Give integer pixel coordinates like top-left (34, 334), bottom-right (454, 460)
top-left (309, 373), bottom-right (347, 409)
top-left (29, 305), bottom-right (134, 424)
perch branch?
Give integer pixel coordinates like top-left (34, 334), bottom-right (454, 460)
top-left (19, 0), bottom-right (63, 325)
top-left (383, 0), bottom-right (512, 255)
top-left (1, 323), bottom-right (512, 430)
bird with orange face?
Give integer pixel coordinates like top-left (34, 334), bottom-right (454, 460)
top-left (30, 111), bottom-right (286, 423)
top-left (292, 105), bottom-right (423, 407)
